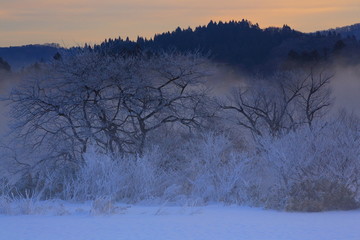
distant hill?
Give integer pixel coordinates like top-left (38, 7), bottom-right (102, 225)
top-left (320, 23), bottom-right (360, 41)
top-left (1, 21), bottom-right (360, 72)
top-left (95, 20), bottom-right (309, 70)
top-left (0, 44), bottom-right (61, 70)
top-left (94, 20), bottom-right (359, 72)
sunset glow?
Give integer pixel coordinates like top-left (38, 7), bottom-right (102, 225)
top-left (1, 0), bottom-right (359, 47)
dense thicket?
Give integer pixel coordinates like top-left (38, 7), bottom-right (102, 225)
top-left (1, 50), bottom-right (360, 212)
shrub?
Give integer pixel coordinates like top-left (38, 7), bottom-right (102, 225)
top-left (90, 196), bottom-right (118, 215)
top-left (286, 179), bottom-right (358, 212)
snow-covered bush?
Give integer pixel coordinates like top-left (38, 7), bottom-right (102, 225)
top-left (33, 132), bottom-right (249, 205)
top-left (13, 194), bottom-right (41, 215)
top-left (4, 114), bottom-right (359, 212)
top-left (286, 179), bottom-right (358, 212)
top-left (61, 148), bottom-right (121, 201)
top-left (255, 114), bottom-right (360, 211)
top-left (90, 196), bottom-right (118, 215)
top-left (183, 133), bottom-right (247, 204)
top-left (55, 146), bottom-right (169, 202)
top-left (0, 195), bottom-right (11, 214)
top-left (115, 148), bottom-right (168, 202)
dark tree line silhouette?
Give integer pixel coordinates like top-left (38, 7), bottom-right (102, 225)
top-left (1, 20), bottom-right (359, 72)
top-left (92, 20), bottom-right (360, 72)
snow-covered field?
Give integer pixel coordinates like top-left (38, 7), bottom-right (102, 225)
top-left (1, 203), bottom-right (360, 240)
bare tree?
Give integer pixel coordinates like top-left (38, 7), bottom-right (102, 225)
top-left (298, 69), bottom-right (333, 128)
top-left (222, 70), bottom-right (333, 137)
top-left (119, 52), bottom-right (212, 154)
top-left (7, 50), bottom-right (212, 169)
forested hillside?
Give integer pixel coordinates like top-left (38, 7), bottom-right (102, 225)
top-left (1, 21), bottom-right (360, 72)
top-left (94, 20), bottom-right (360, 71)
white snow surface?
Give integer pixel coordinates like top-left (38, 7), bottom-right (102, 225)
top-left (0, 203), bottom-right (360, 240)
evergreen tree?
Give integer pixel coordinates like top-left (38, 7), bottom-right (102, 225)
top-left (0, 57), bottom-right (11, 72)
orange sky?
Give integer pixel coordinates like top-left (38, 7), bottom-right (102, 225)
top-left (0, 0), bottom-right (359, 47)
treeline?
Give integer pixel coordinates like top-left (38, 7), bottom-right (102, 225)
top-left (92, 20), bottom-right (360, 72)
top-left (1, 20), bottom-right (360, 72)
top-left (0, 44), bottom-right (61, 70)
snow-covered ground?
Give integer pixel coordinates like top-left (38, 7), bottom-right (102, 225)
top-left (0, 203), bottom-right (360, 240)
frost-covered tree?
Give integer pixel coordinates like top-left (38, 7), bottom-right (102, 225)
top-left (221, 70), bottom-right (332, 137)
top-left (7, 50), bottom-right (212, 170)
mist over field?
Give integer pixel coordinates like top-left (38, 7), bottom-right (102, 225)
top-left (208, 62), bottom-right (360, 117)
top-left (0, 73), bottom-right (14, 135)
top-left (332, 63), bottom-right (360, 115)
top-left (2, 61), bottom-right (359, 139)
